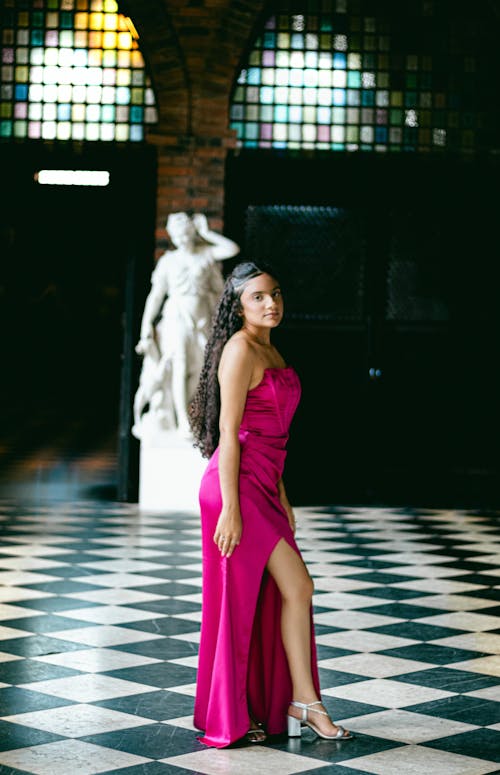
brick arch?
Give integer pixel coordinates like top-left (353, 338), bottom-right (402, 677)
top-left (119, 1), bottom-right (270, 235)
top-left (193, 0), bottom-right (268, 136)
top-left (124, 0), bottom-right (267, 137)
top-left (121, 0), bottom-right (190, 134)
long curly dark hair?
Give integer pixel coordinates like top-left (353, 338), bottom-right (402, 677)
top-left (189, 260), bottom-right (279, 458)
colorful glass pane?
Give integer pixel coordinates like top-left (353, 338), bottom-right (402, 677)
top-left (230, 0), bottom-right (485, 152)
top-left (0, 0), bottom-right (157, 142)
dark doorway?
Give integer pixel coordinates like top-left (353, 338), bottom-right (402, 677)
top-left (0, 142), bottom-right (156, 501)
top-left (224, 151), bottom-right (500, 507)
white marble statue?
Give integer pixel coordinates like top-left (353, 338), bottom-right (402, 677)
top-left (133, 212), bottom-right (239, 441)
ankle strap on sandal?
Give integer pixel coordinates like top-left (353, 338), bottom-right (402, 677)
top-left (291, 700), bottom-right (327, 722)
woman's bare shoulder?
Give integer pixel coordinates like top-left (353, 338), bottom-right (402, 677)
top-left (223, 331), bottom-right (254, 358)
top-left (219, 333), bottom-right (255, 378)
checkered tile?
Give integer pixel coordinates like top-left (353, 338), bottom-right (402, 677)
top-left (0, 500), bottom-right (499, 775)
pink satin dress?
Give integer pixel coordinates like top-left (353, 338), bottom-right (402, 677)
top-left (193, 366), bottom-right (320, 748)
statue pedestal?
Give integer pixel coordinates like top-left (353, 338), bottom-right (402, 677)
top-left (138, 422), bottom-right (206, 512)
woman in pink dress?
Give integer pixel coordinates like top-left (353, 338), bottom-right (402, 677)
top-left (189, 261), bottom-right (353, 748)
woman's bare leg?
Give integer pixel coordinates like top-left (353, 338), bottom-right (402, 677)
top-left (266, 538), bottom-right (349, 736)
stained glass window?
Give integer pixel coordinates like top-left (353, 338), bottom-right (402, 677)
top-left (0, 0), bottom-right (157, 142)
top-left (230, 1), bottom-right (485, 153)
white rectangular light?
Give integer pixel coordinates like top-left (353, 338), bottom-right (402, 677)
top-left (35, 169), bottom-right (110, 186)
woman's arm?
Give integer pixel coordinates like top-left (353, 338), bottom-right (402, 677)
top-left (213, 338), bottom-right (255, 557)
top-left (278, 477), bottom-right (296, 534)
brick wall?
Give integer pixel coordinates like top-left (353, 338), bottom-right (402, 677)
top-left (123, 0), bottom-right (266, 255)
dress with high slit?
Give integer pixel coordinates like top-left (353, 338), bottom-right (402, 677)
top-left (193, 366), bottom-right (320, 748)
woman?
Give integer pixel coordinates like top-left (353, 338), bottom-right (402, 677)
top-left (189, 261), bottom-right (352, 748)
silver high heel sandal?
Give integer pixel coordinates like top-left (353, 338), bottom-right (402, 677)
top-left (287, 700), bottom-right (353, 740)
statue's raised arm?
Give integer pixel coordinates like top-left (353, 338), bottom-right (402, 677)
top-left (191, 213), bottom-right (240, 261)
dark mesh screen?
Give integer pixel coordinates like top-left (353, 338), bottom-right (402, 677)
top-left (244, 204), bottom-right (366, 322)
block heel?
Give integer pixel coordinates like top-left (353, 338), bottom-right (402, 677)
top-left (288, 700), bottom-right (353, 740)
top-left (287, 714), bottom-right (302, 737)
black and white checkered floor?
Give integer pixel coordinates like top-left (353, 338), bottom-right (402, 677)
top-left (0, 499), bottom-right (499, 775)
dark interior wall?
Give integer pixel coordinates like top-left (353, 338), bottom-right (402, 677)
top-left (223, 151), bottom-right (500, 507)
top-left (0, 142), bottom-right (157, 496)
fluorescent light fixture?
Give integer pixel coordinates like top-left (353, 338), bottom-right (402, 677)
top-left (35, 170), bottom-right (110, 186)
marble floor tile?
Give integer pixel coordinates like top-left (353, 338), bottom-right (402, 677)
top-left (162, 714), bottom-right (198, 731)
top-left (455, 542), bottom-right (500, 553)
top-left (364, 541), bottom-right (446, 552)
top-left (0, 586), bottom-right (54, 602)
top-left (166, 683), bottom-right (197, 697)
top-left (0, 570), bottom-right (59, 585)
top-left (465, 686), bottom-right (500, 702)
top-left (315, 630), bottom-right (418, 652)
top-left (175, 593), bottom-right (203, 604)
top-left (312, 592), bottom-right (394, 609)
top-left (48, 625), bottom-right (165, 646)
top-left (449, 656), bottom-right (500, 677)
top-left (0, 556), bottom-right (69, 570)
top-left (0, 651), bottom-right (22, 662)
top-left (0, 544), bottom-right (73, 556)
top-left (167, 656), bottom-right (199, 669)
top-left (415, 611), bottom-right (500, 631)
top-left (163, 747), bottom-right (329, 774)
top-left (2, 703), bottom-right (154, 736)
top-left (392, 579), bottom-right (486, 594)
top-left (0, 739), bottom-right (151, 774)
top-left (324, 677), bottom-right (454, 708)
top-left (19, 673), bottom-right (155, 702)
top-left (65, 589), bottom-right (167, 605)
top-left (306, 563), bottom-right (369, 577)
top-left (339, 743), bottom-right (500, 774)
top-left (87, 536), bottom-right (166, 547)
top-left (80, 559), bottom-right (171, 573)
top-left (171, 611), bottom-right (202, 623)
top-left (310, 576), bottom-right (379, 592)
top-left (72, 573), bottom-right (168, 587)
top-left (318, 653), bottom-right (434, 678)
top-left (384, 566), bottom-right (469, 579)
top-left (301, 551), bottom-right (363, 563)
top-left (425, 727), bottom-right (500, 763)
top-left (177, 562), bottom-right (203, 572)
top-left (313, 610), bottom-right (403, 629)
top-left (169, 631), bottom-right (201, 645)
top-left (372, 552), bottom-right (457, 566)
top-left (403, 594), bottom-right (498, 611)
top-left (0, 603), bottom-right (49, 620)
top-left (32, 647), bottom-right (162, 672)
top-left (0, 625), bottom-right (33, 640)
top-left (88, 547), bottom-right (169, 559)
top-left (468, 554), bottom-right (500, 565)
top-left (58, 605), bottom-right (167, 625)
top-left (430, 632), bottom-right (500, 654)
top-left (337, 708), bottom-right (478, 743)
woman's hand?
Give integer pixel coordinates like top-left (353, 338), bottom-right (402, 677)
top-left (213, 508), bottom-right (242, 558)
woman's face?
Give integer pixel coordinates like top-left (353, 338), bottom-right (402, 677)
top-left (239, 273), bottom-right (284, 330)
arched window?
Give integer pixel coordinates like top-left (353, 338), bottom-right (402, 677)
top-left (230, 0), bottom-right (484, 153)
top-left (0, 0), bottom-right (157, 142)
